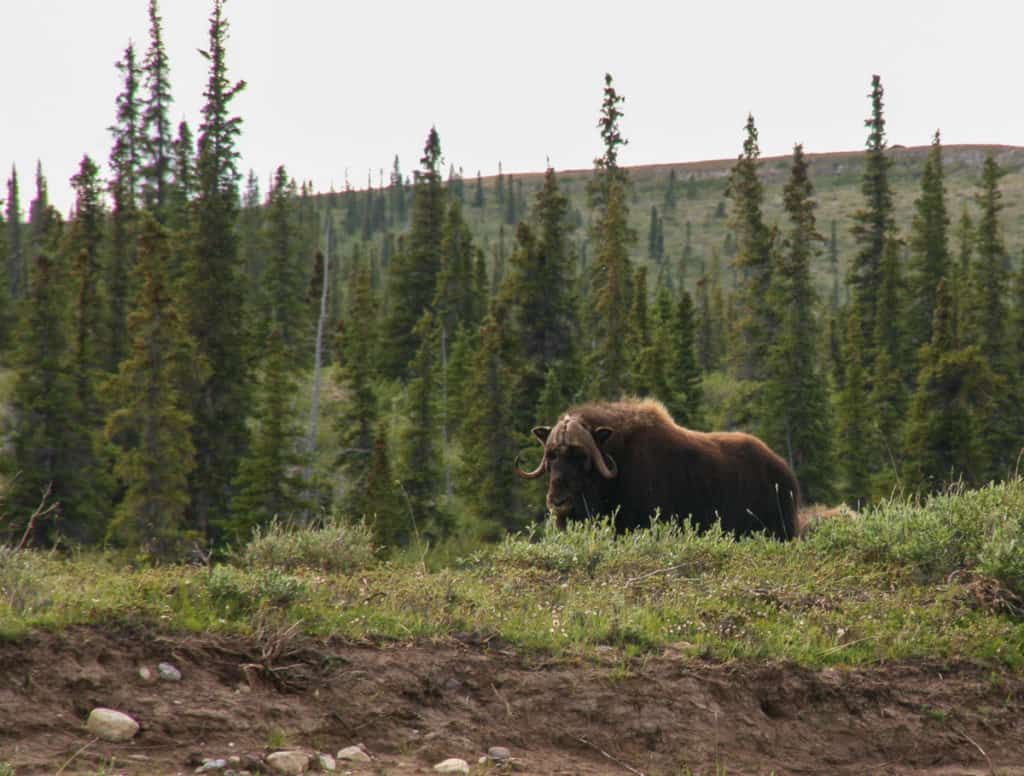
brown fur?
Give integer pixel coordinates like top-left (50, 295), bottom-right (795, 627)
top-left (533, 398), bottom-right (800, 539)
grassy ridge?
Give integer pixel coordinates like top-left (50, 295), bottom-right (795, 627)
top-left (1, 481), bottom-right (1022, 669)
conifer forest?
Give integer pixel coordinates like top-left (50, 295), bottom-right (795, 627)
top-left (5, 1), bottom-right (1024, 562)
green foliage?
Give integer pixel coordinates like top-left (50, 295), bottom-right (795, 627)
top-left (761, 144), bottom-right (834, 503)
top-left (906, 131), bottom-right (950, 355)
top-left (808, 479), bottom-right (1024, 596)
top-left (381, 127), bottom-right (446, 378)
top-left (6, 252), bottom-right (78, 547)
top-left (849, 74), bottom-right (895, 360)
top-left (105, 214), bottom-right (203, 560)
top-left (228, 325), bottom-right (309, 539)
top-left (5, 482), bottom-right (1024, 668)
top-left (207, 564), bottom-right (307, 614)
top-left (184, 0), bottom-right (250, 538)
top-left (726, 114), bottom-right (774, 382)
top-left (239, 515), bottom-right (376, 573)
top-left (457, 315), bottom-right (522, 537)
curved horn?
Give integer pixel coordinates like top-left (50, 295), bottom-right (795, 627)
top-left (514, 452), bottom-right (546, 479)
top-left (576, 422), bottom-right (618, 479)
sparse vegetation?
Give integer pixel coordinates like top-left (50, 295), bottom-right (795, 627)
top-left (2, 483), bottom-right (1022, 667)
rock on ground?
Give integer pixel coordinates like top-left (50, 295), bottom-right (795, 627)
top-left (85, 707), bottom-right (139, 742)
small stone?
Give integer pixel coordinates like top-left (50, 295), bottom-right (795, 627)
top-left (487, 746), bottom-right (511, 762)
top-left (196, 758), bottom-right (227, 773)
top-left (266, 750), bottom-right (310, 775)
top-left (138, 666), bottom-right (154, 681)
top-left (158, 661), bottom-right (183, 681)
top-left (86, 707), bottom-right (140, 742)
top-left (433, 758), bottom-right (470, 774)
top-left (316, 753), bottom-right (336, 771)
top-left (336, 745), bottom-right (371, 763)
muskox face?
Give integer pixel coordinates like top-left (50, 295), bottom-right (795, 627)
top-left (516, 415), bottom-right (618, 526)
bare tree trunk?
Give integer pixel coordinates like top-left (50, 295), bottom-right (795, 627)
top-left (303, 218), bottom-right (331, 500)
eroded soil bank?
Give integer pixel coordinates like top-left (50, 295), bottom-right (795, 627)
top-left (1, 626), bottom-right (1023, 775)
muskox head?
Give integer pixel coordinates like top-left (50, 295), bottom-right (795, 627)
top-left (515, 414), bottom-right (618, 524)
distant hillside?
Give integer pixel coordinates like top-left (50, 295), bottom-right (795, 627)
top-left (323, 144), bottom-right (1024, 299)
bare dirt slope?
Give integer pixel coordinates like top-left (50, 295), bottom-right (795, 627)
top-left (1, 626), bottom-right (1022, 775)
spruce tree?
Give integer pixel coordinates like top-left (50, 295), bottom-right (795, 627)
top-left (381, 127), bottom-right (445, 379)
top-left (903, 279), bottom-right (997, 491)
top-left (105, 213), bottom-right (202, 559)
top-left (836, 308), bottom-right (872, 508)
top-left (458, 314), bottom-right (521, 537)
top-left (965, 155), bottom-right (1016, 478)
top-left (335, 261), bottom-right (380, 518)
top-left (868, 236), bottom-right (909, 497)
top-left (255, 165), bottom-right (305, 363)
top-left (473, 170), bottom-right (485, 208)
top-left (761, 144), bottom-right (834, 503)
top-left (498, 167), bottom-right (580, 424)
top-left (62, 157), bottom-right (116, 542)
top-left (965, 155), bottom-right (1008, 363)
top-left (182, 0), bottom-right (250, 539)
top-left (586, 74), bottom-right (632, 400)
top-left (106, 43), bottom-right (142, 370)
top-left (140, 0), bottom-right (174, 216)
top-left (6, 166), bottom-right (23, 300)
top-left (398, 312), bottom-right (449, 540)
top-left (167, 120), bottom-right (195, 234)
top-left (363, 431), bottom-right (406, 551)
top-left (229, 324), bottom-right (308, 538)
top-left (849, 74), bottom-right (894, 360)
top-left (726, 114), bottom-right (774, 380)
top-left (433, 197), bottom-right (480, 337)
top-left (6, 252), bottom-right (76, 546)
top-left (906, 131), bottom-right (950, 357)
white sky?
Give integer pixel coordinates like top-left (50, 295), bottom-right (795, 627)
top-left (4, 0), bottom-right (1024, 214)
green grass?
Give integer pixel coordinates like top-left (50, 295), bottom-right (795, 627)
top-left (2, 481), bottom-right (1023, 668)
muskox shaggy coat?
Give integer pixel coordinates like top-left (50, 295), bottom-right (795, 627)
top-left (520, 398), bottom-right (800, 540)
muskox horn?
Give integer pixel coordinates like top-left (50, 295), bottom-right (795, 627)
top-left (515, 425), bottom-right (551, 479)
top-left (514, 452), bottom-right (546, 479)
top-left (581, 424), bottom-right (618, 479)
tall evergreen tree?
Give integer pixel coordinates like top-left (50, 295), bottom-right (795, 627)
top-left (965, 155), bottom-right (1008, 363)
top-left (433, 197), bottom-right (481, 337)
top-left (182, 0), bottom-right (250, 539)
top-left (458, 314), bottom-right (521, 537)
top-left (140, 0), bottom-right (173, 215)
top-left (586, 74), bottom-right (632, 400)
top-left (107, 43), bottom-right (142, 370)
top-left (726, 114), bottom-right (774, 380)
top-left (5, 166), bottom-right (23, 300)
top-left (381, 127), bottom-right (445, 378)
top-left (398, 312), bottom-right (449, 540)
top-left (6, 253), bottom-right (75, 546)
top-left (836, 308), bottom-right (872, 507)
top-left (167, 120), bottom-right (195, 233)
top-left (906, 131), bottom-right (950, 357)
top-left (65, 156), bottom-right (115, 544)
top-left (849, 74), bottom-right (894, 360)
top-left (904, 278), bottom-right (997, 492)
top-left (105, 213), bottom-right (202, 559)
top-left (229, 324), bottom-right (308, 537)
top-left (334, 261), bottom-right (380, 518)
top-left (255, 165), bottom-right (305, 362)
top-left (761, 145), bottom-right (834, 503)
top-left (499, 167), bottom-right (580, 424)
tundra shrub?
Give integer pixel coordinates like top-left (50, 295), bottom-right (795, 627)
top-left (485, 513), bottom-right (735, 576)
top-left (808, 479), bottom-right (1024, 589)
top-left (240, 516), bottom-right (376, 572)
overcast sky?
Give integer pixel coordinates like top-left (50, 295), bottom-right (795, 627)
top-left (5, 0), bottom-right (1024, 214)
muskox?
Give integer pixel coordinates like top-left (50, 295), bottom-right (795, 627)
top-left (515, 398), bottom-right (799, 540)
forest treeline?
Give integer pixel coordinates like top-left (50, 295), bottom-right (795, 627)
top-left (2, 2), bottom-right (1024, 560)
